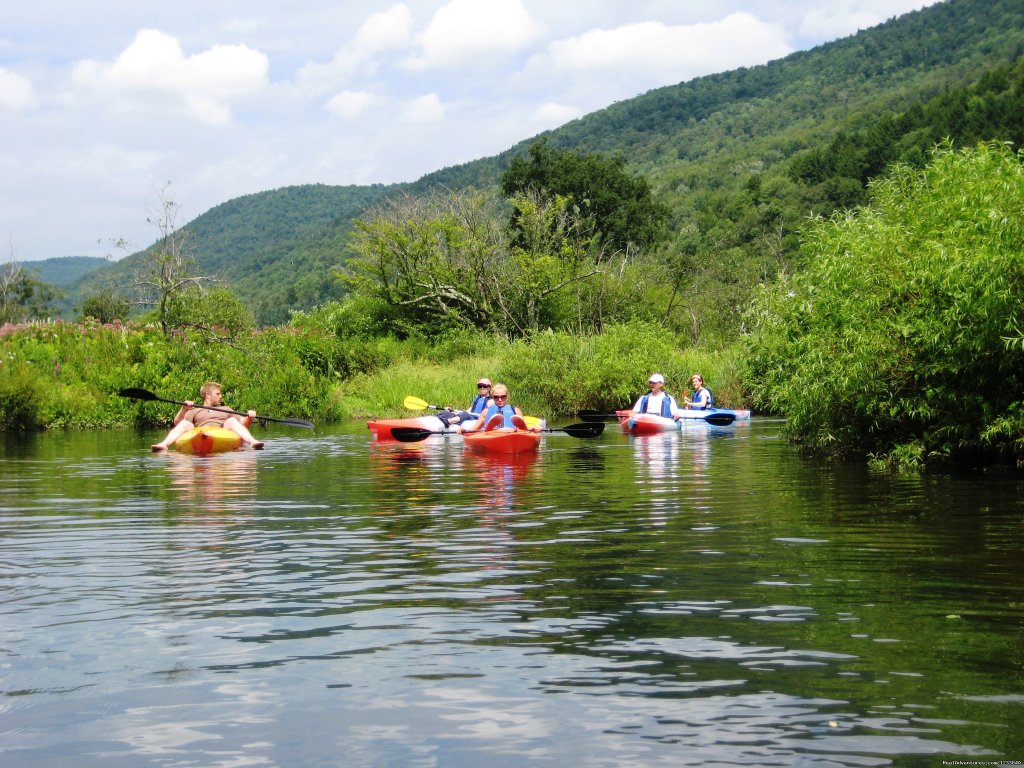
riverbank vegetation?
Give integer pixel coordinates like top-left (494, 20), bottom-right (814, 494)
top-left (5, 3), bottom-right (1024, 470)
top-left (0, 318), bottom-right (743, 431)
top-left (3, 141), bottom-right (1023, 470)
top-left (745, 142), bottom-right (1024, 469)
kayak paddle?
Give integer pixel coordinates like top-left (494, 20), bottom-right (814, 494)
top-left (118, 387), bottom-right (315, 429)
top-left (576, 409), bottom-right (619, 422)
top-left (403, 395), bottom-right (443, 411)
top-left (404, 394), bottom-right (543, 428)
top-left (577, 408), bottom-right (736, 427)
top-left (391, 422), bottom-right (604, 443)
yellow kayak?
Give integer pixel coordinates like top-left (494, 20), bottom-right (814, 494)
top-left (174, 425), bottom-right (243, 455)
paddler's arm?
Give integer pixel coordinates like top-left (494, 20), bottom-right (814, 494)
top-left (173, 401), bottom-right (195, 425)
top-left (243, 409), bottom-right (256, 428)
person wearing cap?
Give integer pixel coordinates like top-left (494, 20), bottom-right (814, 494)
top-left (683, 374), bottom-right (714, 410)
top-left (436, 378), bottom-right (495, 427)
top-left (628, 373), bottom-right (684, 421)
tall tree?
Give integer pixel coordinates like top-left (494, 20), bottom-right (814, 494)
top-left (1, 260), bottom-right (58, 324)
top-left (501, 138), bottom-right (670, 255)
top-left (346, 188), bottom-right (621, 337)
top-left (130, 184), bottom-right (216, 336)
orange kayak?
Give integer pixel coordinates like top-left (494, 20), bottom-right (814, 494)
top-left (174, 425), bottom-right (243, 455)
top-left (463, 428), bottom-right (541, 454)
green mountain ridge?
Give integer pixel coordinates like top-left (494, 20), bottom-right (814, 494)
top-left (51, 0), bottom-right (1024, 327)
top-left (22, 256), bottom-right (111, 288)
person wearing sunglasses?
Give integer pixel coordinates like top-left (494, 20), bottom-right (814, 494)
top-left (459, 383), bottom-right (539, 432)
top-left (628, 373), bottom-right (684, 421)
top-left (437, 378), bottom-right (495, 427)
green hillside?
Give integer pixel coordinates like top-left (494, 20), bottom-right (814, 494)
top-left (62, 0), bottom-right (1024, 329)
top-left (65, 183), bottom-right (401, 325)
top-left (22, 256), bottom-right (110, 288)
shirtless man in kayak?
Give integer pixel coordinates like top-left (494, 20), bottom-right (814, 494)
top-left (151, 382), bottom-right (264, 451)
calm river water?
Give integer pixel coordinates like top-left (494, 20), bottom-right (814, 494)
top-left (2, 419), bottom-right (1021, 767)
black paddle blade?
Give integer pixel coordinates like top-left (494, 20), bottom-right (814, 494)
top-left (577, 409), bottom-right (620, 422)
top-left (557, 422), bottom-right (605, 438)
top-left (390, 427), bottom-right (438, 442)
top-left (703, 412), bottom-right (736, 426)
top-left (118, 387), bottom-right (159, 401)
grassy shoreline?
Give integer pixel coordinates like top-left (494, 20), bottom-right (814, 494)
top-left (1, 319), bottom-right (748, 431)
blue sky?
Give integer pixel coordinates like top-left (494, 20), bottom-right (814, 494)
top-left (1, 0), bottom-right (939, 262)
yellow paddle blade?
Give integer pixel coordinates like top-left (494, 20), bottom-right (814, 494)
top-left (403, 395), bottom-right (430, 411)
top-left (523, 415), bottom-right (543, 429)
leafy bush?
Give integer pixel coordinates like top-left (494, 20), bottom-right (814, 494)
top-left (165, 285), bottom-right (253, 341)
top-left (79, 289), bottom-right (130, 324)
top-left (503, 321), bottom-right (746, 417)
top-left (744, 142), bottom-right (1024, 468)
top-left (290, 295), bottom-right (398, 340)
top-left (0, 355), bottom-right (46, 431)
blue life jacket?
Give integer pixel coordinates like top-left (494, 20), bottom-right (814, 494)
top-left (468, 394), bottom-right (489, 415)
top-left (691, 387), bottom-right (714, 409)
top-left (484, 403), bottom-right (517, 428)
top-left (638, 392), bottom-right (674, 417)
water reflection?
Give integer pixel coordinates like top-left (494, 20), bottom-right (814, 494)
top-left (159, 450), bottom-right (258, 513)
top-left (631, 432), bottom-right (681, 526)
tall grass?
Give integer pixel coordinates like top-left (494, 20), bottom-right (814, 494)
top-left (2, 318), bottom-right (748, 430)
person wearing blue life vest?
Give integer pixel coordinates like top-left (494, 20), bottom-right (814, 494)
top-left (459, 383), bottom-right (540, 432)
top-left (683, 373), bottom-right (714, 410)
top-left (628, 373), bottom-right (684, 421)
top-left (436, 377), bottom-right (494, 427)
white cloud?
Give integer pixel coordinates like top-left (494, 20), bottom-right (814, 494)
top-left (541, 13), bottom-right (791, 83)
top-left (353, 4), bottom-right (414, 56)
top-left (798, 1), bottom-right (936, 41)
top-left (295, 5), bottom-right (414, 99)
top-left (403, 92), bottom-right (444, 122)
top-left (71, 29), bottom-right (269, 124)
top-left (0, 67), bottom-right (36, 111)
top-left (533, 102), bottom-right (581, 130)
top-left (326, 89), bottom-right (374, 119)
top-left (0, 1), bottom-right (951, 261)
top-left (407, 0), bottom-right (540, 70)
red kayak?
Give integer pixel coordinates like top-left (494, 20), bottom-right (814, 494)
top-left (617, 411), bottom-right (678, 435)
top-left (462, 413), bottom-right (541, 454)
top-left (616, 408), bottom-right (740, 432)
top-left (367, 415), bottom-right (459, 441)
top-left (463, 428), bottom-right (542, 454)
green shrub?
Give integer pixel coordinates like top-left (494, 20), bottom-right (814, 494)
top-left (744, 142), bottom-right (1024, 467)
top-left (0, 356), bottom-right (45, 431)
top-left (503, 321), bottom-right (746, 416)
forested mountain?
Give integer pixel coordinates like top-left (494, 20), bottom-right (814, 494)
top-left (61, 0), bottom-right (1024, 328)
top-left (64, 184), bottom-right (399, 324)
top-left (23, 256), bottom-right (110, 288)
